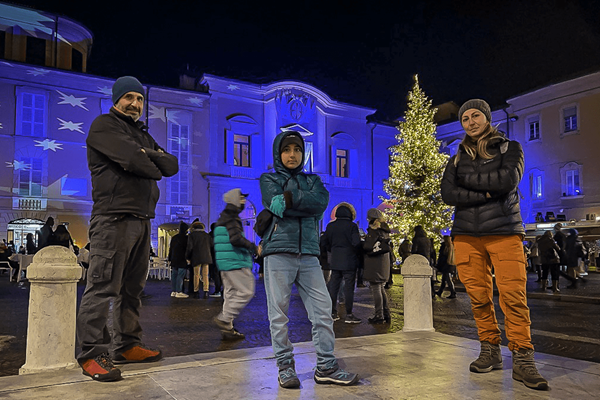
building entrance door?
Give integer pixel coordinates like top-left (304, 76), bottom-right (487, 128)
top-left (7, 218), bottom-right (44, 251)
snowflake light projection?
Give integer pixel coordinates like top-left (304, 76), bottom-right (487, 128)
top-left (57, 90), bottom-right (89, 111)
top-left (34, 139), bottom-right (63, 151)
top-left (57, 118), bottom-right (85, 134)
top-left (6, 160), bottom-right (30, 170)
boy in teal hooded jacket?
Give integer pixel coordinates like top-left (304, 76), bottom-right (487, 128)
top-left (260, 130), bottom-right (359, 388)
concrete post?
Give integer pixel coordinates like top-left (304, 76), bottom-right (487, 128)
top-left (20, 246), bottom-right (81, 375)
top-left (401, 254), bottom-right (435, 332)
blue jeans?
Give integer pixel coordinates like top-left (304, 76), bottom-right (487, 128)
top-left (171, 268), bottom-right (186, 293)
top-left (264, 254), bottom-right (337, 370)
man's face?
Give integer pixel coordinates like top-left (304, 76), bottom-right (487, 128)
top-left (115, 91), bottom-right (144, 121)
top-left (461, 108), bottom-right (489, 139)
top-left (281, 144), bottom-right (303, 169)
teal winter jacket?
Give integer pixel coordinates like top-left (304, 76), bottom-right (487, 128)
top-left (259, 131), bottom-right (329, 257)
top-left (213, 226), bottom-right (253, 271)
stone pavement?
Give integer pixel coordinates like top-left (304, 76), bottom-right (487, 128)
top-left (1, 331), bottom-right (599, 399)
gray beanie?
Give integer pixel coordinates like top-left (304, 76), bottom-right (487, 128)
top-left (223, 188), bottom-right (248, 208)
top-left (112, 76), bottom-right (145, 104)
top-left (458, 99), bottom-right (492, 123)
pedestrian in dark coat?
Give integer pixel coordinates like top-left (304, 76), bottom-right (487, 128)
top-left (186, 221), bottom-right (213, 298)
top-left (169, 222), bottom-right (189, 298)
top-left (565, 229), bottom-right (586, 289)
top-left (362, 208), bottom-right (391, 323)
top-left (412, 225), bottom-right (435, 295)
top-left (26, 233), bottom-right (37, 255)
top-left (321, 202), bottom-right (362, 324)
top-left (208, 223), bottom-right (222, 297)
top-left (38, 217), bottom-right (55, 250)
top-left (51, 224), bottom-right (74, 250)
top-left (435, 235), bottom-right (457, 299)
top-left (537, 230), bottom-right (561, 292)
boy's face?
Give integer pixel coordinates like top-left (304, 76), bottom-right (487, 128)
top-left (281, 144), bottom-right (303, 169)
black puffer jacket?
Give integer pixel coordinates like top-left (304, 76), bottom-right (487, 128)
top-left (537, 232), bottom-right (560, 264)
top-left (87, 108), bottom-right (179, 218)
top-left (320, 205), bottom-right (361, 271)
top-left (441, 135), bottom-right (525, 237)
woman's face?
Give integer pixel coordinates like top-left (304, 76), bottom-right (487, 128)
top-left (461, 108), bottom-right (489, 139)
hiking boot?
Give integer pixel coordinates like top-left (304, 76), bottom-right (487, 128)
top-left (314, 365), bottom-right (359, 386)
top-left (512, 348), bottom-right (549, 390)
top-left (469, 341), bottom-right (503, 373)
top-left (175, 292), bottom-right (189, 298)
top-left (79, 353), bottom-right (121, 382)
top-left (344, 314), bottom-right (361, 324)
top-left (222, 327), bottom-right (245, 340)
top-left (113, 345), bottom-right (163, 364)
top-left (331, 312), bottom-right (340, 322)
top-left (278, 360), bottom-right (301, 388)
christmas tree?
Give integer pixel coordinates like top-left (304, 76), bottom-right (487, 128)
top-left (382, 75), bottom-right (453, 250)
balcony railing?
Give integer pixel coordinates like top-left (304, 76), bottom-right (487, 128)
top-left (13, 197), bottom-right (47, 211)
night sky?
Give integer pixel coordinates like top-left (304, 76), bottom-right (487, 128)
top-left (9, 0), bottom-right (600, 120)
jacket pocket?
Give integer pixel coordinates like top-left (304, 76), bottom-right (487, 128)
top-left (88, 248), bottom-right (117, 283)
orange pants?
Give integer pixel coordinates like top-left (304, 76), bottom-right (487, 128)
top-left (454, 235), bottom-right (532, 351)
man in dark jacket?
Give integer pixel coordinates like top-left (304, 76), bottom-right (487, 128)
top-left (169, 222), bottom-right (190, 298)
top-left (186, 221), bottom-right (213, 298)
top-left (212, 188), bottom-right (259, 340)
top-left (321, 202), bottom-right (362, 324)
top-left (76, 76), bottom-right (179, 382)
top-left (37, 217), bottom-right (55, 250)
top-left (260, 131), bottom-right (359, 388)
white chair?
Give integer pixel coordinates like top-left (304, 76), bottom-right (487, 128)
top-left (16, 254), bottom-right (34, 283)
top-left (0, 261), bottom-right (13, 281)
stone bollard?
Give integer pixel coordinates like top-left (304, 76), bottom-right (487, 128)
top-left (401, 254), bottom-right (435, 332)
top-left (20, 246), bottom-right (82, 375)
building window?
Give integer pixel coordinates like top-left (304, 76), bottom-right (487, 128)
top-left (17, 89), bottom-right (47, 137)
top-left (560, 162), bottom-right (582, 197)
top-left (25, 36), bottom-right (46, 66)
top-left (336, 149), bottom-right (349, 178)
top-left (233, 134), bottom-right (250, 167)
top-left (528, 116), bottom-right (540, 141)
top-left (563, 106), bottom-right (577, 133)
top-left (16, 157), bottom-right (43, 197)
top-left (168, 118), bottom-right (190, 205)
top-left (565, 169), bottom-right (580, 196)
top-left (303, 141), bottom-right (313, 173)
top-left (530, 171), bottom-right (542, 199)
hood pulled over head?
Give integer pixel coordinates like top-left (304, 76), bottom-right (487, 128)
top-left (272, 130), bottom-right (305, 175)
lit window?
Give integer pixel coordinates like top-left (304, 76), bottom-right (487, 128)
top-left (303, 141), bottom-right (313, 173)
top-left (170, 170), bottom-right (188, 205)
top-left (530, 172), bottom-right (542, 199)
top-left (18, 91), bottom-right (47, 137)
top-left (563, 106), bottom-right (577, 132)
top-left (565, 169), bottom-right (580, 196)
top-left (528, 117), bottom-right (540, 141)
top-left (336, 149), bottom-right (349, 178)
top-left (167, 115), bottom-right (191, 205)
top-left (169, 122), bottom-right (189, 166)
top-left (233, 134), bottom-right (250, 167)
top-left (16, 157), bottom-right (43, 197)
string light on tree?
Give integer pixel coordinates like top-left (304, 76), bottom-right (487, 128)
top-left (382, 75), bottom-right (453, 250)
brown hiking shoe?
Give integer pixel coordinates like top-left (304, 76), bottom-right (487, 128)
top-left (79, 353), bottom-right (122, 382)
top-left (113, 345), bottom-right (163, 364)
top-left (512, 348), bottom-right (549, 390)
top-left (469, 341), bottom-right (503, 373)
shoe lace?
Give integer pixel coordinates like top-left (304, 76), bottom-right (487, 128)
top-left (333, 369), bottom-right (351, 379)
top-left (515, 350), bottom-right (540, 376)
top-left (478, 342), bottom-right (496, 361)
top-left (280, 367), bottom-right (296, 379)
top-left (96, 353), bottom-right (115, 368)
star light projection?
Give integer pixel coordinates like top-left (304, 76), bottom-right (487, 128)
top-left (6, 160), bottom-right (30, 170)
top-left (56, 90), bottom-right (89, 111)
top-left (34, 139), bottom-right (63, 151)
top-left (148, 105), bottom-right (180, 124)
top-left (186, 97), bottom-right (203, 106)
top-left (57, 118), bottom-right (85, 134)
top-left (97, 86), bottom-right (112, 96)
top-left (27, 68), bottom-right (50, 76)
top-left (227, 85), bottom-right (240, 91)
top-left (0, 4), bottom-right (70, 43)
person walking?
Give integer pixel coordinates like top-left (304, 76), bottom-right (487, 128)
top-left (37, 217), bottom-right (55, 250)
top-left (25, 233), bottom-right (37, 255)
top-left (434, 235), bottom-right (457, 299)
top-left (212, 188), bottom-right (260, 340)
top-left (186, 221), bottom-right (213, 299)
top-left (411, 225), bottom-right (434, 295)
top-left (362, 208), bottom-right (392, 323)
top-left (168, 222), bottom-right (190, 298)
top-left (537, 230), bottom-right (561, 292)
top-left (76, 76), bottom-right (179, 382)
top-left (260, 130), bottom-right (359, 389)
top-left (208, 222), bottom-right (223, 297)
top-left (441, 99), bottom-right (548, 390)
top-left (322, 202), bottom-right (362, 324)
top-left (565, 228), bottom-right (587, 289)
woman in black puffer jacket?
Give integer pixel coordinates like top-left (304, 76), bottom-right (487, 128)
top-left (441, 99), bottom-right (547, 390)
